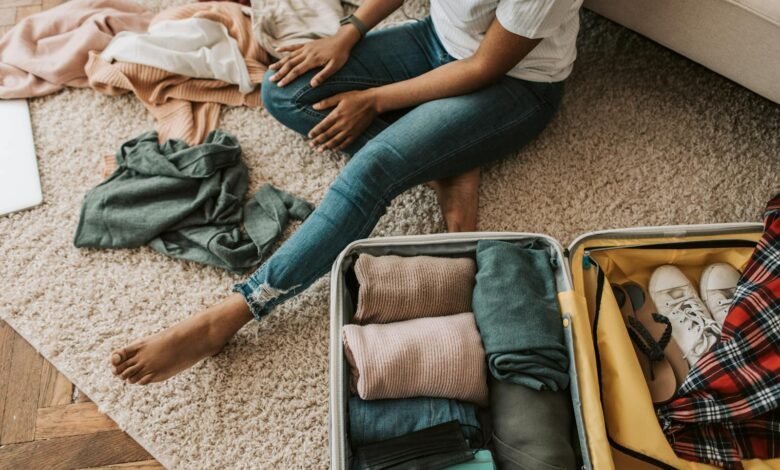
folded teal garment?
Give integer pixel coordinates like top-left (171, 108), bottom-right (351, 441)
top-left (348, 396), bottom-right (481, 447)
top-left (74, 130), bottom-right (312, 273)
top-left (472, 240), bottom-right (569, 391)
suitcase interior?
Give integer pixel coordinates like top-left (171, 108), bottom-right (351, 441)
top-left (328, 232), bottom-right (590, 470)
top-left (566, 223), bottom-right (780, 470)
top-left (329, 223), bottom-right (778, 470)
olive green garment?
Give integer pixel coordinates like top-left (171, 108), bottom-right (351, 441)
top-left (74, 130), bottom-right (312, 274)
top-left (490, 378), bottom-right (576, 470)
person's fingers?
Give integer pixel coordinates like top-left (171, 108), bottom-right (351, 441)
top-left (269, 52), bottom-right (293, 70)
top-left (321, 131), bottom-right (350, 151)
top-left (271, 57), bottom-right (302, 81)
top-left (277, 43), bottom-right (304, 53)
top-left (311, 60), bottom-right (337, 88)
top-left (269, 58), bottom-right (284, 70)
top-left (278, 60), bottom-right (315, 87)
top-left (310, 123), bottom-right (342, 147)
top-left (335, 134), bottom-right (356, 152)
top-left (312, 95), bottom-right (340, 112)
top-left (270, 54), bottom-right (305, 82)
top-left (309, 113), bottom-right (339, 139)
top-left (268, 49), bottom-right (303, 70)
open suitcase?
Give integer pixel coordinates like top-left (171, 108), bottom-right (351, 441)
top-left (328, 222), bottom-right (777, 469)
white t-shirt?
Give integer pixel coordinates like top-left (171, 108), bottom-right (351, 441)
top-left (430, 0), bottom-right (583, 82)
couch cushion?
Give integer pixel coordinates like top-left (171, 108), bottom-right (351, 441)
top-left (732, 0), bottom-right (780, 24)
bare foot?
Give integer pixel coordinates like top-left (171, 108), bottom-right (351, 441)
top-left (429, 168), bottom-right (481, 232)
top-left (110, 294), bottom-right (252, 385)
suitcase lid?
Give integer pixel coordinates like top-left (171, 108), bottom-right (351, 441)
top-left (563, 221), bottom-right (764, 470)
top-left (567, 222), bottom-right (763, 263)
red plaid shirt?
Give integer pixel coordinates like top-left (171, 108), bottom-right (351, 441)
top-left (656, 194), bottom-right (780, 469)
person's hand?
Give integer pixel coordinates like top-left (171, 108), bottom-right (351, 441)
top-left (269, 32), bottom-right (357, 88)
top-left (308, 90), bottom-right (379, 152)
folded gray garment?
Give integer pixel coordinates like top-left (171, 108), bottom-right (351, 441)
top-left (490, 378), bottom-right (576, 470)
top-left (74, 130), bottom-right (312, 273)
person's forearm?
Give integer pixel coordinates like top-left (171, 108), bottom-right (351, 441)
top-left (371, 59), bottom-right (489, 113)
top-left (354, 0), bottom-right (403, 30)
top-left (335, 0), bottom-right (404, 49)
top-left (369, 21), bottom-right (542, 114)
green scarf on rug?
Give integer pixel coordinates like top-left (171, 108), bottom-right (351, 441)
top-left (74, 129), bottom-right (312, 273)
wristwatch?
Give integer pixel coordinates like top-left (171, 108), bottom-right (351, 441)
top-left (339, 14), bottom-right (369, 38)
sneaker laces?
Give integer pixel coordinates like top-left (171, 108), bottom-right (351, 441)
top-left (665, 297), bottom-right (721, 359)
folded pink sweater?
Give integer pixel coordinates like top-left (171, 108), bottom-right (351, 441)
top-left (0, 0), bottom-right (152, 99)
top-left (343, 312), bottom-right (488, 406)
top-left (353, 254), bottom-right (476, 324)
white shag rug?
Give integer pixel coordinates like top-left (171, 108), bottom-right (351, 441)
top-left (1, 1), bottom-right (779, 468)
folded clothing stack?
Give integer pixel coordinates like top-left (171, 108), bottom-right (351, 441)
top-left (343, 253), bottom-right (489, 468)
top-left (348, 396), bottom-right (481, 447)
top-left (472, 240), bottom-right (575, 470)
top-left (343, 254), bottom-right (486, 404)
top-left (343, 245), bottom-right (577, 470)
top-left (472, 240), bottom-right (569, 392)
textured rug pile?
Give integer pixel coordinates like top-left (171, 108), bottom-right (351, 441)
top-left (0, 1), bottom-right (778, 468)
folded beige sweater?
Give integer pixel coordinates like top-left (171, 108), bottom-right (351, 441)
top-left (353, 254), bottom-right (476, 324)
top-left (85, 2), bottom-right (270, 144)
top-left (343, 312), bottom-right (489, 406)
top-left (0, 0), bottom-right (152, 99)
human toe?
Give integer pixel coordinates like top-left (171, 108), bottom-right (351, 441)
top-left (120, 363), bottom-right (144, 381)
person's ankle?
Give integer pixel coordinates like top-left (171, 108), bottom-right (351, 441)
top-left (444, 217), bottom-right (476, 233)
top-left (201, 295), bottom-right (252, 351)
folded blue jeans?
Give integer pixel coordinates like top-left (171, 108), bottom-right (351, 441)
top-left (348, 396), bottom-right (481, 447)
top-left (233, 17), bottom-right (563, 318)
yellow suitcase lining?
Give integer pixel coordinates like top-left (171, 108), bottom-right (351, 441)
top-left (568, 228), bottom-right (780, 469)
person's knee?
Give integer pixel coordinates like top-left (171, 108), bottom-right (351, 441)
top-left (261, 69), bottom-right (306, 130)
top-left (333, 141), bottom-right (405, 210)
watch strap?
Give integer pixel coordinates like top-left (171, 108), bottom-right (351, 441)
top-left (340, 14), bottom-right (368, 37)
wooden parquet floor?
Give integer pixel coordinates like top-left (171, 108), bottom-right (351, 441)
top-left (0, 320), bottom-right (163, 469)
top-left (1, 2), bottom-right (163, 468)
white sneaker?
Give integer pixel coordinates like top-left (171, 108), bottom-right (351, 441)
top-left (649, 265), bottom-right (721, 366)
top-left (700, 262), bottom-right (741, 326)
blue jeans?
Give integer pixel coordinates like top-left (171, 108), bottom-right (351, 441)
top-left (233, 17), bottom-right (563, 318)
top-left (348, 396), bottom-right (481, 447)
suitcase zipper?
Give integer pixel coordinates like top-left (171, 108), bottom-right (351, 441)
top-left (583, 238), bottom-right (757, 260)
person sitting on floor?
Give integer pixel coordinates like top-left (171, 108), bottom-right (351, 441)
top-left (109, 0), bottom-right (583, 384)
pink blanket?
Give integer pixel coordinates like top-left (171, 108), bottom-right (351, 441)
top-left (0, 0), bottom-right (152, 99)
top-left (343, 312), bottom-right (488, 406)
